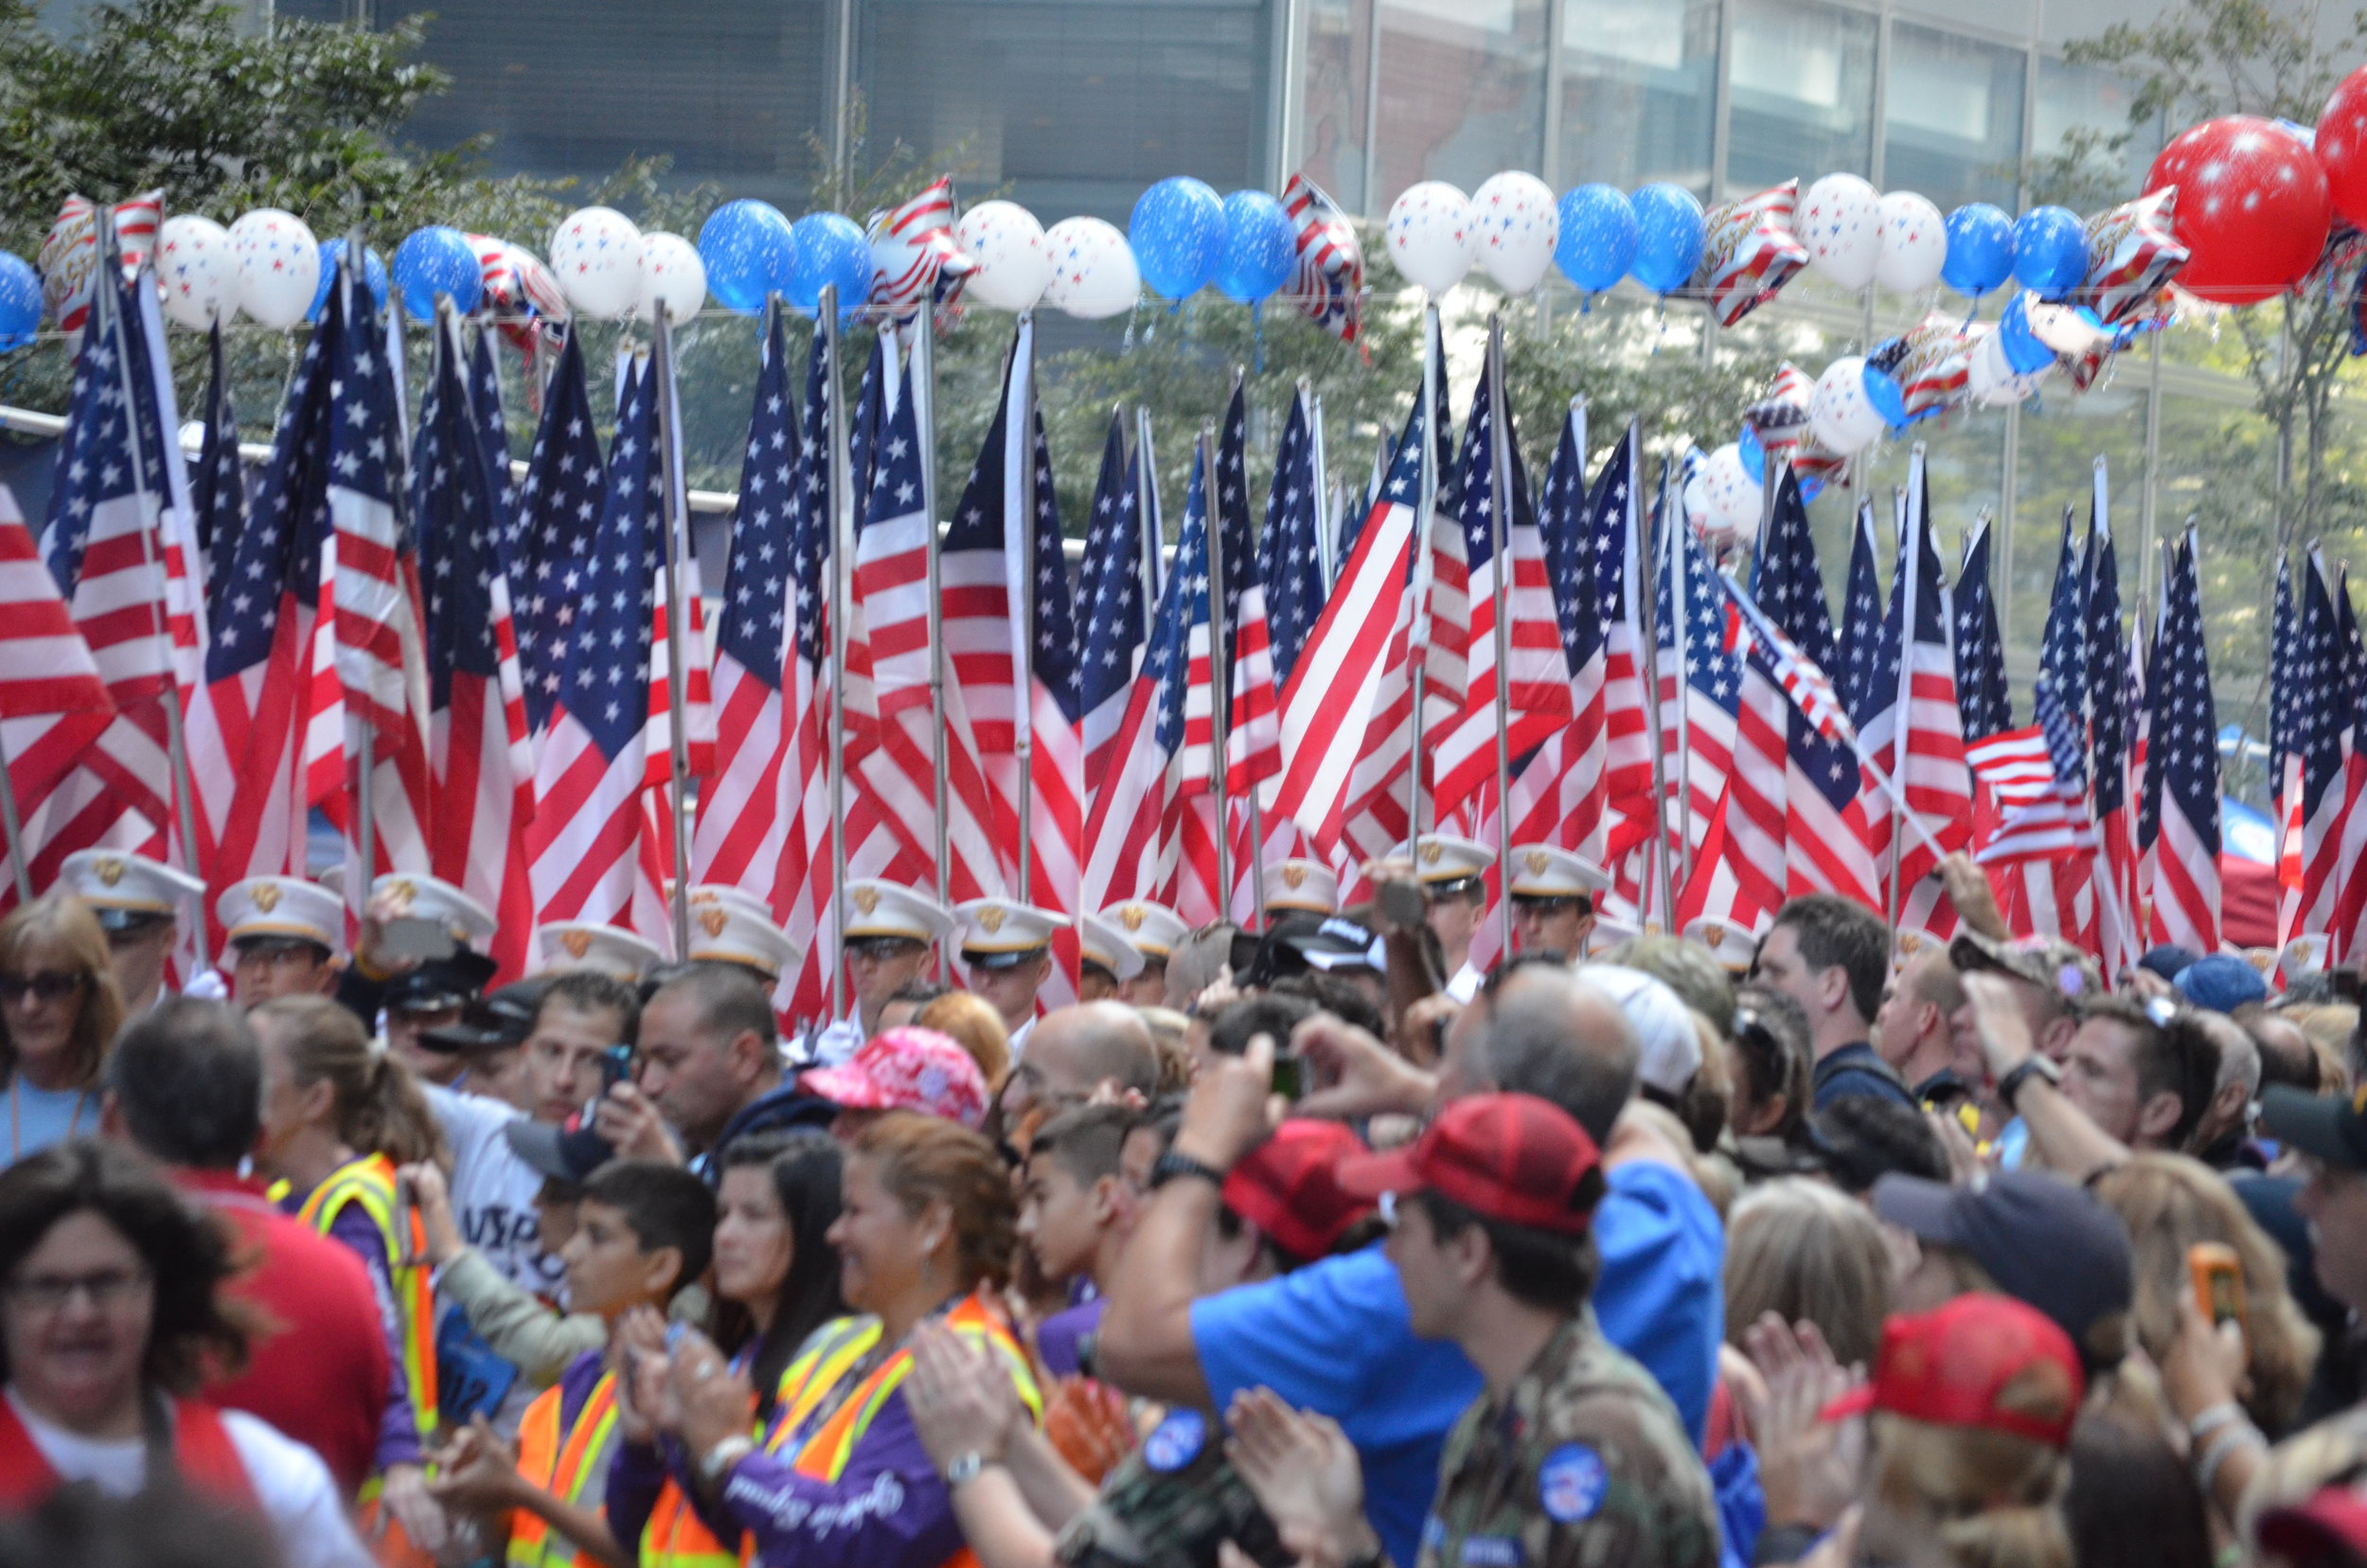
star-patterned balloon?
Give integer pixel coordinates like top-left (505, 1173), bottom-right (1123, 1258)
top-left (154, 214), bottom-right (235, 330)
top-left (2318, 67), bottom-right (2367, 229)
top-left (2075, 187), bottom-right (2189, 325)
top-left (1041, 216), bottom-right (1139, 319)
top-left (1873, 191), bottom-right (1947, 294)
top-left (955, 200), bottom-right (1053, 312)
top-left (1281, 172), bottom-right (1362, 346)
top-left (1868, 313), bottom-right (1972, 422)
top-left (1797, 173), bottom-right (1882, 290)
top-left (2145, 116), bottom-right (2331, 305)
top-left (40, 190), bottom-right (162, 333)
top-left (1744, 361), bottom-right (1817, 470)
top-left (548, 205), bottom-right (644, 321)
top-left (1386, 181), bottom-right (1474, 295)
top-left (866, 176), bottom-right (975, 320)
top-left (226, 208), bottom-right (321, 330)
top-left (636, 231), bottom-right (706, 325)
top-left (1470, 170), bottom-right (1558, 295)
top-left (0, 251), bottom-right (39, 351)
top-left (1683, 179), bottom-right (1807, 326)
top-left (469, 235), bottom-right (569, 326)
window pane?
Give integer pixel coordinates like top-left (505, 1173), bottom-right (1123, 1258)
top-left (1300, 0), bottom-right (1375, 214)
top-left (2030, 56), bottom-right (2152, 205)
top-left (400, 0), bottom-right (828, 205)
top-left (1374, 0), bottom-right (1549, 197)
top-left (862, 1), bottom-right (1271, 224)
top-left (2003, 382), bottom-right (2146, 685)
top-left (1557, 0), bottom-right (1718, 192)
top-left (1883, 24), bottom-right (2023, 209)
top-left (1725, 0), bottom-right (1876, 194)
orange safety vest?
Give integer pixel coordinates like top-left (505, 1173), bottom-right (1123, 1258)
top-left (296, 1152), bottom-right (440, 1469)
top-left (639, 1292), bottom-right (1042, 1568)
top-left (507, 1369), bottom-right (620, 1568)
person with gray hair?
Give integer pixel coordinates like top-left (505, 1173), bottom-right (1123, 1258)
top-left (597, 965), bottom-right (833, 1177)
top-left (2190, 1008), bottom-right (2263, 1170)
top-left (1095, 964), bottom-right (1724, 1568)
top-left (994, 1001), bottom-right (1161, 1126)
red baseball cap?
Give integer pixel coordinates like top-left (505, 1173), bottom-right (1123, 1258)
top-left (1822, 1293), bottom-right (2085, 1451)
top-left (1222, 1120), bottom-right (1376, 1265)
top-left (1337, 1093), bottom-right (1602, 1237)
top-left (2256, 1487), bottom-right (2367, 1566)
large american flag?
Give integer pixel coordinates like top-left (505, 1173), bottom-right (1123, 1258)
top-left (1212, 384), bottom-right (1284, 921)
top-left (2330, 569), bottom-right (2367, 959)
top-left (511, 332), bottom-right (606, 734)
top-left (1953, 518), bottom-right (2014, 743)
top-left (1078, 411), bottom-right (1149, 793)
top-left (1589, 424), bottom-right (1657, 883)
top-left (2083, 472), bottom-right (2141, 972)
top-left (1860, 450), bottom-right (1971, 910)
top-left (524, 357), bottom-right (670, 942)
top-left (1836, 505), bottom-right (1888, 726)
top-left (1504, 405), bottom-right (1611, 858)
top-left (2285, 551), bottom-right (2350, 944)
top-left (1167, 443), bottom-right (1231, 923)
top-left (1260, 389), bottom-right (1328, 685)
top-left (417, 317), bottom-right (535, 981)
top-left (1661, 490), bottom-right (1751, 927)
top-left (189, 326), bottom-right (244, 606)
top-left (0, 488), bottom-right (115, 902)
top-left (1980, 514), bottom-right (2096, 884)
top-left (1431, 344), bottom-right (1570, 824)
top-left (2142, 531), bottom-right (2220, 952)
top-left (23, 252), bottom-right (198, 897)
top-left (2270, 551), bottom-right (2301, 837)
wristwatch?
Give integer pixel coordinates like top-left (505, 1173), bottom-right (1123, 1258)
top-left (945, 1450), bottom-right (994, 1487)
top-left (699, 1434), bottom-right (756, 1485)
top-left (1148, 1149), bottom-right (1228, 1190)
top-left (1996, 1052), bottom-right (2062, 1111)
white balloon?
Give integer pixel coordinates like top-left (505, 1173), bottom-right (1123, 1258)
top-left (549, 206), bottom-right (645, 321)
top-left (955, 201), bottom-right (1054, 312)
top-left (1810, 356), bottom-right (1886, 455)
top-left (155, 215), bottom-right (236, 330)
top-left (227, 208), bottom-right (320, 330)
top-left (1700, 442), bottom-right (1765, 543)
top-left (1797, 174), bottom-right (1882, 291)
top-left (1469, 171), bottom-right (1558, 295)
top-left (1385, 182), bottom-right (1475, 294)
top-left (1874, 191), bottom-right (1947, 294)
top-left (1041, 217), bottom-right (1139, 320)
top-left (1964, 325), bottom-right (2051, 406)
top-left (636, 232), bottom-right (706, 325)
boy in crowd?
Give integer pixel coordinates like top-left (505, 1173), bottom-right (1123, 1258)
top-left (1022, 1103), bottom-right (1146, 1380)
top-left (428, 1160), bottom-right (718, 1564)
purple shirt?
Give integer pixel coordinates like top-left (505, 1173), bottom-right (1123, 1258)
top-left (1036, 1298), bottom-right (1105, 1381)
top-left (304, 1192), bottom-right (426, 1472)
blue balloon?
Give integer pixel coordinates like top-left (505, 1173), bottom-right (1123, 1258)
top-left (1995, 295), bottom-right (2056, 375)
top-left (309, 240), bottom-right (389, 323)
top-left (1130, 176), bottom-right (1225, 300)
top-left (1864, 365), bottom-right (1909, 431)
top-left (1556, 184), bottom-right (1637, 294)
top-left (1628, 184), bottom-right (1705, 295)
top-left (699, 199), bottom-right (796, 315)
top-left (0, 251), bottom-right (40, 351)
top-left (1215, 190), bottom-right (1295, 304)
top-left (389, 225), bottom-right (482, 319)
top-left (785, 212), bottom-right (871, 319)
top-left (1737, 423), bottom-right (1766, 485)
top-left (1941, 204), bottom-right (2016, 298)
top-left (2011, 206), bottom-right (2087, 298)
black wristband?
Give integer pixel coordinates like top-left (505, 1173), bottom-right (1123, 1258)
top-left (1148, 1149), bottom-right (1227, 1190)
top-left (1996, 1054), bottom-right (2060, 1111)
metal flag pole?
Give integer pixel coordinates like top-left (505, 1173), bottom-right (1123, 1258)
top-left (1136, 406), bottom-right (1165, 600)
top-left (1306, 381), bottom-right (1333, 585)
top-left (92, 210), bottom-right (210, 967)
top-left (1201, 424), bottom-right (1232, 917)
top-left (911, 300), bottom-right (952, 903)
top-left (0, 732), bottom-right (26, 901)
top-left (1407, 302), bottom-right (1442, 846)
top-left (1886, 450), bottom-right (1928, 935)
top-left (1484, 316), bottom-right (1518, 962)
top-left (1666, 470), bottom-right (1696, 895)
top-left (650, 307), bottom-right (697, 960)
top-left (1639, 455), bottom-right (1677, 932)
top-left (1014, 318), bottom-right (1039, 906)
top-left (818, 284), bottom-right (851, 1020)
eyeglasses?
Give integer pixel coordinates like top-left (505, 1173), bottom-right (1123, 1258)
top-left (0, 971), bottom-right (86, 1006)
top-left (4, 1267), bottom-right (151, 1312)
top-left (1511, 896), bottom-right (1586, 917)
top-left (846, 937), bottom-right (923, 963)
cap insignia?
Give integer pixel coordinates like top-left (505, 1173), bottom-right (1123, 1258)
top-left (1119, 905), bottom-right (1145, 932)
top-left (251, 882), bottom-right (280, 912)
top-left (94, 857), bottom-right (124, 887)
top-left (851, 886), bottom-right (880, 916)
top-left (560, 930), bottom-right (592, 959)
top-left (699, 907), bottom-right (729, 938)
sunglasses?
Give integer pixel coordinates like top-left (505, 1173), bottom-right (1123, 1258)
top-left (0, 971), bottom-right (86, 1005)
top-left (846, 936), bottom-right (924, 962)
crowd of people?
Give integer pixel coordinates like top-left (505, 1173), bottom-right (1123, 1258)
top-left (7, 837), bottom-right (2367, 1568)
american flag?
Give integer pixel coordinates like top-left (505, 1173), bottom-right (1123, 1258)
top-left (2270, 552), bottom-right (2301, 827)
top-left (1259, 389), bottom-right (1327, 684)
top-left (524, 358), bottom-right (670, 942)
top-left (1167, 443), bottom-right (1230, 923)
top-left (1279, 172), bottom-right (1360, 345)
top-left (1859, 451), bottom-right (1971, 904)
top-left (416, 317), bottom-right (535, 981)
top-left (511, 332), bottom-right (606, 733)
top-left (1837, 505), bottom-right (1888, 726)
top-left (1747, 467), bottom-right (1879, 907)
top-left (1504, 405), bottom-right (1610, 859)
top-left (1953, 517), bottom-right (2013, 742)
top-left (1717, 568), bottom-right (1860, 751)
top-left (2142, 531), bottom-right (2220, 952)
top-left (1078, 411), bottom-right (1149, 793)
top-left (1082, 441), bottom-right (1204, 912)
top-left (1589, 423), bottom-right (1657, 876)
top-left (189, 325), bottom-right (245, 603)
top-left (2083, 471), bottom-right (2141, 971)
top-left (2330, 569), bottom-right (2367, 958)
top-left (1271, 390), bottom-right (1428, 859)
top-left (690, 312), bottom-right (801, 913)
top-left (25, 251), bottom-right (199, 896)
top-left (1212, 385), bottom-right (1284, 921)
top-left (1661, 491), bottom-right (1752, 927)
top-left (2284, 551), bottom-right (2349, 944)
top-left (0, 487), bottom-right (115, 901)
top-left (1431, 336), bottom-right (1571, 824)
top-left (2003, 510), bottom-right (2095, 944)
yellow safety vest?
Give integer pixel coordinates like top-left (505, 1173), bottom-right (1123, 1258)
top-left (507, 1369), bottom-right (621, 1568)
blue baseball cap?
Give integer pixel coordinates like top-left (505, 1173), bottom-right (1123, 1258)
top-left (2174, 953), bottom-right (2269, 1015)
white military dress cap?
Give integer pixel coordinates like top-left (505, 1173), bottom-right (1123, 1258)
top-left (1392, 834), bottom-right (1495, 888)
top-left (371, 873), bottom-right (497, 949)
top-left (685, 886), bottom-right (802, 979)
top-left (1506, 844), bottom-right (1612, 899)
top-left (1097, 900), bottom-right (1189, 961)
top-left (59, 850), bottom-right (202, 931)
top-left (1682, 915), bottom-right (1759, 973)
top-left (1262, 859), bottom-right (1341, 916)
top-left (952, 899), bottom-right (1066, 969)
top-left (1078, 912), bottom-right (1147, 982)
top-left (842, 880), bottom-right (956, 944)
top-left (535, 921), bottom-right (664, 982)
top-left (220, 878), bottom-right (344, 953)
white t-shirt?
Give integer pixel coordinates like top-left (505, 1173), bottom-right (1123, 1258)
top-left (6, 1390), bottom-right (371, 1568)
top-left (427, 1084), bottom-right (568, 1302)
top-left (1446, 961), bottom-right (1484, 1004)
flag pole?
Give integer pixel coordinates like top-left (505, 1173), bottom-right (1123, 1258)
top-left (1485, 316), bottom-right (1518, 962)
top-left (1201, 423), bottom-right (1232, 918)
top-left (1666, 474), bottom-right (1695, 895)
top-left (1306, 381), bottom-right (1333, 586)
top-left (1408, 302), bottom-right (1441, 847)
top-left (1888, 452), bottom-right (1926, 934)
top-left (650, 308), bottom-right (696, 961)
top-left (0, 716), bottom-right (27, 900)
top-left (1640, 455), bottom-right (1676, 931)
top-left (1136, 406), bottom-right (1165, 600)
top-left (93, 209), bottom-right (210, 971)
top-left (1014, 318), bottom-right (1039, 906)
top-left (912, 302), bottom-right (951, 904)
top-left (818, 284), bottom-right (850, 1020)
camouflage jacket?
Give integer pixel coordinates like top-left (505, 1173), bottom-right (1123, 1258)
top-left (1053, 1407), bottom-right (1292, 1568)
top-left (1416, 1310), bottom-right (1719, 1568)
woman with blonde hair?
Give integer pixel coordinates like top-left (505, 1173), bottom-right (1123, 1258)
top-left (1727, 1177), bottom-right (1893, 1371)
top-left (0, 894), bottom-right (126, 1161)
top-left (2092, 1153), bottom-right (2321, 1437)
top-left (247, 994), bottom-right (450, 1558)
top-left (917, 989), bottom-right (1012, 1092)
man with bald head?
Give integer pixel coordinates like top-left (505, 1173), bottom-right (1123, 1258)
top-left (996, 1001), bottom-right (1161, 1126)
top-left (1097, 966), bottom-right (1725, 1568)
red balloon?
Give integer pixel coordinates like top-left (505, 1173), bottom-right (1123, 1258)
top-left (2145, 115), bottom-right (2331, 305)
top-left (2318, 66), bottom-right (2367, 229)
